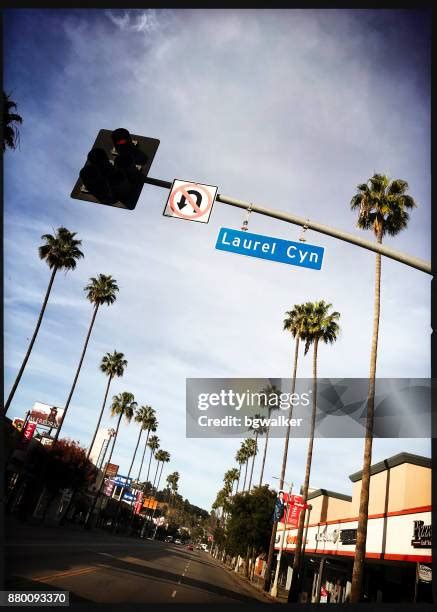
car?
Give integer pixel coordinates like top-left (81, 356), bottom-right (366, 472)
top-left (187, 544), bottom-right (194, 550)
top-left (165, 536), bottom-right (173, 543)
top-left (200, 543), bottom-right (208, 551)
top-left (174, 538), bottom-right (182, 545)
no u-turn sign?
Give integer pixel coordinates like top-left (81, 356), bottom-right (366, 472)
top-left (163, 179), bottom-right (218, 223)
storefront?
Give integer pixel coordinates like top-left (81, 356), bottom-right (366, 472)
top-left (274, 452), bottom-right (432, 603)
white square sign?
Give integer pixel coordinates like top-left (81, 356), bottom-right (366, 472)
top-left (163, 179), bottom-right (218, 223)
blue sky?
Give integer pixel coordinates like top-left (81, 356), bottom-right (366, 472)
top-left (4, 9), bottom-right (431, 510)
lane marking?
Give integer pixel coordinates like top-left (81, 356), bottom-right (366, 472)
top-left (32, 567), bottom-right (97, 582)
top-left (171, 590), bottom-right (177, 598)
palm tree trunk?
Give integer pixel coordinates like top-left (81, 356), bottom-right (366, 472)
top-left (156, 461), bottom-right (165, 492)
top-left (263, 336), bottom-right (300, 592)
top-left (350, 244), bottom-right (382, 603)
top-left (242, 461), bottom-right (248, 492)
top-left (151, 459), bottom-right (160, 494)
top-left (54, 305), bottom-right (99, 442)
top-left (115, 426), bottom-right (143, 519)
top-left (236, 465), bottom-right (241, 493)
top-left (259, 424), bottom-right (270, 486)
top-left (289, 337), bottom-right (319, 602)
top-left (136, 429), bottom-right (151, 483)
top-left (145, 448), bottom-right (154, 489)
top-left (86, 374), bottom-right (113, 461)
top-left (248, 433), bottom-right (258, 491)
top-left (4, 267), bottom-right (57, 414)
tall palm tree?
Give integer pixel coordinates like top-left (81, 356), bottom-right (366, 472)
top-left (166, 471), bottom-right (179, 504)
top-left (241, 439), bottom-right (256, 492)
top-left (235, 447), bottom-right (246, 493)
top-left (85, 391), bottom-right (136, 526)
top-left (288, 300), bottom-right (340, 601)
top-left (3, 91), bottom-right (23, 152)
top-left (86, 351), bottom-right (127, 461)
top-left (54, 274), bottom-right (119, 441)
top-left (349, 174), bottom-right (416, 602)
top-left (224, 468), bottom-right (240, 496)
top-left (247, 417), bottom-right (266, 491)
top-left (151, 449), bottom-right (167, 497)
top-left (135, 407), bottom-right (158, 483)
top-left (4, 227), bottom-right (83, 414)
top-left (258, 384), bottom-right (281, 487)
top-left (145, 435), bottom-right (160, 493)
top-left (155, 450), bottom-right (170, 493)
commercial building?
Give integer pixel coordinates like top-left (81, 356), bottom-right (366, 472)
top-left (274, 452), bottom-right (432, 603)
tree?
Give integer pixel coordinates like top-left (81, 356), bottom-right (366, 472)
top-left (166, 471), bottom-right (180, 505)
top-left (258, 384), bottom-right (281, 487)
top-left (4, 228), bottom-right (84, 414)
top-left (3, 91), bottom-right (22, 152)
top-left (288, 300), bottom-right (340, 601)
top-left (263, 302), bottom-right (309, 591)
top-left (243, 439), bottom-right (257, 492)
top-left (86, 351), bottom-right (127, 461)
top-left (247, 418), bottom-right (266, 491)
top-left (145, 435), bottom-right (160, 490)
top-left (224, 468), bottom-right (240, 497)
top-left (54, 274), bottom-right (119, 441)
top-left (349, 174), bottom-right (416, 602)
top-left (235, 448), bottom-right (246, 494)
top-left (135, 407), bottom-right (157, 483)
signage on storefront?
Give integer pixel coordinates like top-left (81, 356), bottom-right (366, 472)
top-left (417, 563), bottom-right (432, 583)
top-left (340, 528), bottom-right (357, 545)
top-left (411, 520), bottom-right (431, 548)
top-left (315, 527), bottom-right (340, 543)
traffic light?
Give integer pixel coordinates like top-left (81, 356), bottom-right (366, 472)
top-left (71, 128), bottom-right (160, 210)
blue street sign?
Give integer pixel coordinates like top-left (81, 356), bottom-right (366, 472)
top-left (215, 227), bottom-right (324, 270)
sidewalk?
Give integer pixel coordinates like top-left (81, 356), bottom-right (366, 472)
top-left (212, 556), bottom-right (287, 604)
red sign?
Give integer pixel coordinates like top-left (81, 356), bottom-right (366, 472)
top-left (134, 491), bottom-right (144, 515)
top-left (105, 463), bottom-right (119, 478)
top-left (281, 494), bottom-right (306, 528)
top-left (17, 422), bottom-right (36, 449)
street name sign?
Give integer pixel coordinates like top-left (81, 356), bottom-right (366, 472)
top-left (215, 227), bottom-right (324, 270)
top-left (163, 179), bottom-right (218, 223)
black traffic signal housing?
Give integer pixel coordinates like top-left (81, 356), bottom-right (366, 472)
top-left (71, 129), bottom-right (160, 210)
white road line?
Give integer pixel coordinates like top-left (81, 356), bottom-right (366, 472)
top-left (171, 590), bottom-right (177, 598)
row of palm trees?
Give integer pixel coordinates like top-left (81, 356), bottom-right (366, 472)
top-left (214, 173), bottom-right (417, 602)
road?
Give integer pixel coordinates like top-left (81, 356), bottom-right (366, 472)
top-left (4, 520), bottom-right (268, 604)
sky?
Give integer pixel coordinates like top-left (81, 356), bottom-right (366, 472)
top-left (3, 9), bottom-right (431, 511)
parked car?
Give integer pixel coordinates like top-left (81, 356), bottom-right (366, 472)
top-left (165, 536), bottom-right (173, 543)
top-left (200, 543), bottom-right (208, 551)
top-left (174, 538), bottom-right (182, 545)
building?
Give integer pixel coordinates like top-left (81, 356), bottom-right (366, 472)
top-left (275, 452), bottom-right (432, 603)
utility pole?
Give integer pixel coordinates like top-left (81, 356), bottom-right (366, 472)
top-left (270, 480), bottom-right (293, 597)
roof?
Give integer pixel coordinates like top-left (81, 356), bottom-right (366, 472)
top-left (349, 452), bottom-right (431, 483)
top-left (307, 488), bottom-right (352, 502)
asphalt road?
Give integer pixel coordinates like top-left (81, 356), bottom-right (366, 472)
top-left (4, 520), bottom-right (268, 604)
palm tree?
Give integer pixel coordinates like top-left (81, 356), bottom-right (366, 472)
top-left (85, 391), bottom-right (136, 526)
top-left (151, 449), bottom-right (167, 495)
top-left (54, 274), bottom-right (119, 441)
top-left (247, 417), bottom-right (266, 491)
top-left (166, 471), bottom-right (179, 504)
top-left (349, 174), bottom-right (416, 602)
top-left (258, 384), bottom-right (281, 487)
top-left (86, 351), bottom-right (127, 461)
top-left (235, 448), bottom-right (246, 493)
top-left (241, 439), bottom-right (256, 492)
top-left (155, 450), bottom-right (170, 493)
top-left (135, 407), bottom-right (158, 483)
top-left (4, 227), bottom-right (83, 414)
top-left (3, 91), bottom-right (23, 152)
top-left (144, 435), bottom-right (160, 494)
top-left (224, 468), bottom-right (240, 496)
top-left (288, 300), bottom-right (340, 601)
top-left (264, 304), bottom-right (310, 591)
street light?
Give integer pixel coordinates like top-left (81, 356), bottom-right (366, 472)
top-left (270, 476), bottom-right (293, 598)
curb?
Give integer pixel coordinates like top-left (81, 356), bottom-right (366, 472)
top-left (212, 556), bottom-right (281, 604)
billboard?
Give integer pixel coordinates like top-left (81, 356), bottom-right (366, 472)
top-left (105, 463), bottom-right (119, 478)
top-left (142, 497), bottom-right (158, 510)
top-left (103, 479), bottom-right (115, 497)
top-left (29, 401), bottom-right (64, 428)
